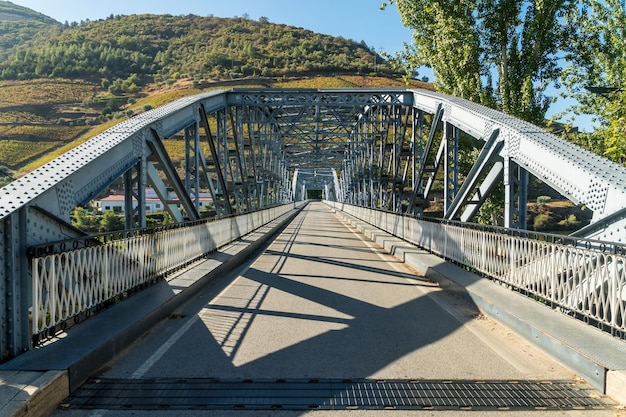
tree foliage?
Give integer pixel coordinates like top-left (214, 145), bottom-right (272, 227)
top-left (100, 210), bottom-right (124, 232)
top-left (382, 0), bottom-right (574, 125)
top-left (0, 0), bottom-right (60, 61)
top-left (561, 0), bottom-right (626, 164)
top-left (0, 13), bottom-right (396, 82)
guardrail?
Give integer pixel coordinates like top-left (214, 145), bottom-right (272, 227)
top-left (29, 203), bottom-right (296, 342)
top-left (328, 202), bottom-right (626, 338)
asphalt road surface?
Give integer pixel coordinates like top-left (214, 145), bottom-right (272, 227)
top-left (51, 202), bottom-right (619, 416)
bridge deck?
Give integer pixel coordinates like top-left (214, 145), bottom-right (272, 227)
top-left (1, 202), bottom-right (621, 416)
top-left (53, 202), bottom-right (617, 414)
top-left (92, 203), bottom-right (572, 380)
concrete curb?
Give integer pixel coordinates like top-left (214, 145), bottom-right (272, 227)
top-left (0, 371), bottom-right (68, 417)
top-left (334, 208), bottom-right (626, 405)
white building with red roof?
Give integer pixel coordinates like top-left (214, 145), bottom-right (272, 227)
top-left (94, 189), bottom-right (213, 214)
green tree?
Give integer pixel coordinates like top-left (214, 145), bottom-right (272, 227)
top-left (382, 0), bottom-right (574, 124)
top-left (100, 210), bottom-right (124, 231)
top-left (561, 0), bottom-right (626, 164)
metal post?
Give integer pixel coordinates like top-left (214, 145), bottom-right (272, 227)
top-left (504, 159), bottom-right (528, 229)
top-left (123, 163), bottom-right (147, 230)
top-left (185, 123), bottom-right (201, 213)
top-left (444, 123), bottom-right (459, 215)
top-left (1, 210), bottom-right (30, 359)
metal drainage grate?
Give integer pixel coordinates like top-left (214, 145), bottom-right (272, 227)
top-left (62, 378), bottom-right (614, 411)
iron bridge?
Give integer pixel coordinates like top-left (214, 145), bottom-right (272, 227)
top-left (1, 87), bottom-right (626, 360)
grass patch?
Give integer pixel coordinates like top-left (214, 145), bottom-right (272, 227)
top-left (130, 88), bottom-right (202, 113)
top-left (343, 75), bottom-right (432, 89)
top-left (2, 125), bottom-right (85, 141)
top-left (0, 139), bottom-right (61, 166)
top-left (16, 122), bottom-right (118, 175)
top-left (273, 76), bottom-right (354, 88)
top-left (0, 78), bottom-right (96, 107)
top-left (0, 111), bottom-right (48, 124)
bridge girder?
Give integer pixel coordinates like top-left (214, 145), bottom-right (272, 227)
top-left (408, 89), bottom-right (626, 240)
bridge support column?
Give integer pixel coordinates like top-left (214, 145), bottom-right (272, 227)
top-left (411, 109), bottom-right (424, 215)
top-left (185, 123), bottom-right (201, 214)
top-left (291, 169), bottom-right (299, 201)
top-left (199, 105), bottom-right (232, 217)
top-left (504, 159), bottom-right (528, 229)
top-left (123, 160), bottom-right (147, 230)
top-left (444, 123), bottom-right (459, 215)
top-left (1, 211), bottom-right (30, 360)
top-left (332, 169), bottom-right (341, 202)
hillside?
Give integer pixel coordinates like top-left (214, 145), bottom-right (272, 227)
top-left (0, 1), bottom-right (60, 61)
top-left (0, 10), bottom-right (396, 81)
top-left (0, 3), bottom-right (420, 185)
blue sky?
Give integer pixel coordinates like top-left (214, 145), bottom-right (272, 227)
top-left (11, 0), bottom-right (413, 55)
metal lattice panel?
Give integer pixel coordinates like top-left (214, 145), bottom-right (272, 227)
top-left (63, 378), bottom-right (614, 411)
top-left (228, 89), bottom-right (411, 108)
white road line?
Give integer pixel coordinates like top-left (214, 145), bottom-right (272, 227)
top-left (130, 253), bottom-right (258, 379)
top-left (130, 315), bottom-right (200, 379)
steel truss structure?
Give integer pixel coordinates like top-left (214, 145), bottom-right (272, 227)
top-left (1, 88), bottom-right (626, 359)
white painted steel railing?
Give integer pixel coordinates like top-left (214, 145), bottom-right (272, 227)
top-left (329, 202), bottom-right (626, 337)
top-left (31, 204), bottom-right (294, 337)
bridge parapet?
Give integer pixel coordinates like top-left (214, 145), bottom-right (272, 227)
top-left (28, 203), bottom-right (294, 346)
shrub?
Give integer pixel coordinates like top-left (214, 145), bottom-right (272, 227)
top-left (537, 195), bottom-right (551, 205)
top-left (100, 210), bottom-right (124, 231)
top-left (533, 213), bottom-right (550, 230)
top-left (558, 214), bottom-right (580, 228)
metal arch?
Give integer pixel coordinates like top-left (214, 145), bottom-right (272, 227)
top-left (4, 87), bottom-right (623, 232)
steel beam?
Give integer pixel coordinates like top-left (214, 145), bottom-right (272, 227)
top-left (445, 129), bottom-right (502, 220)
top-left (147, 129), bottom-right (199, 221)
top-left (460, 162), bottom-right (505, 223)
top-left (199, 104), bottom-right (233, 216)
top-left (444, 123), bottom-right (460, 215)
top-left (184, 123), bottom-right (201, 214)
top-left (504, 159), bottom-right (529, 229)
top-left (0, 211), bottom-right (29, 358)
top-left (407, 103), bottom-right (444, 214)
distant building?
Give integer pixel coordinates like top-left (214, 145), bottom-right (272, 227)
top-left (94, 189), bottom-right (213, 214)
